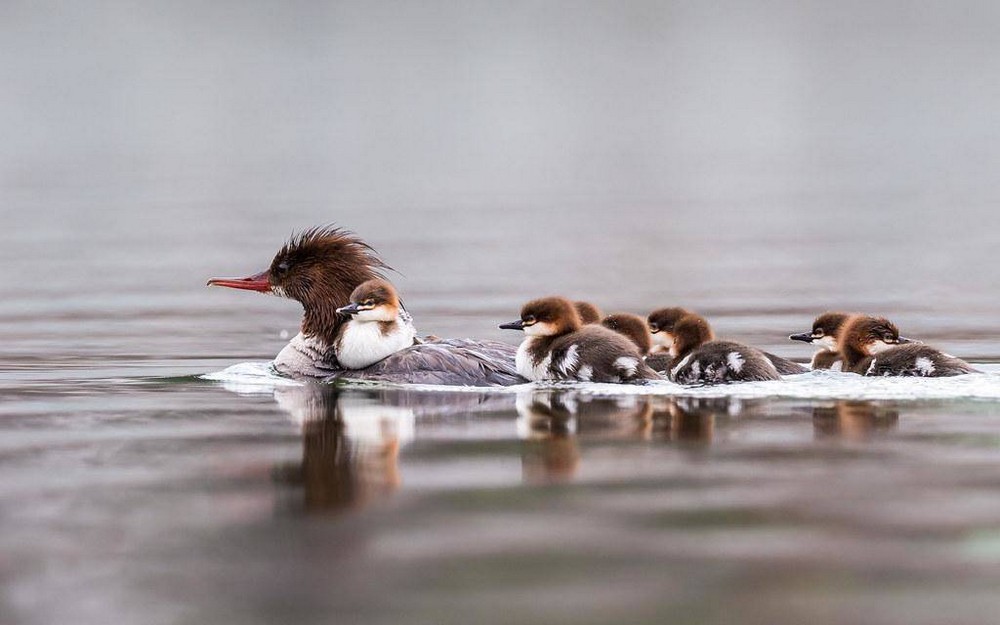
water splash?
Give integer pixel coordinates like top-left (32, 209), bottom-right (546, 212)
top-left (203, 362), bottom-right (1000, 401)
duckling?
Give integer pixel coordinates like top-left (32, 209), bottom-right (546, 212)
top-left (601, 313), bottom-right (652, 355)
top-left (838, 315), bottom-right (979, 377)
top-left (647, 307), bottom-right (805, 376)
top-left (334, 279), bottom-right (417, 369)
top-left (574, 301), bottom-right (603, 325)
top-left (646, 307), bottom-right (691, 354)
top-left (789, 312), bottom-right (851, 370)
top-left (500, 297), bottom-right (661, 383)
top-left (666, 313), bottom-right (783, 384)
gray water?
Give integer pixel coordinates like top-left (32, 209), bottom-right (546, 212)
top-left (4, 2), bottom-right (1000, 624)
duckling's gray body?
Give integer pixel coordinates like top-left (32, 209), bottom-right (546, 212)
top-left (670, 341), bottom-right (781, 385)
top-left (525, 326), bottom-right (662, 384)
top-left (854, 344), bottom-right (979, 377)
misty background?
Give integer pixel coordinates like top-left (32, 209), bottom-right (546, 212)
top-left (3, 0), bottom-right (1000, 359)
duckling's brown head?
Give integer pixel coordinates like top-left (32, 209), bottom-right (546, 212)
top-left (647, 307), bottom-right (693, 352)
top-left (573, 301), bottom-right (603, 325)
top-left (789, 311), bottom-right (852, 352)
top-left (601, 313), bottom-right (652, 354)
top-left (500, 297), bottom-right (582, 337)
top-left (336, 278), bottom-right (402, 322)
top-left (839, 315), bottom-right (911, 358)
top-left (670, 313), bottom-right (715, 358)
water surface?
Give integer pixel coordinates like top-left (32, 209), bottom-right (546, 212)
top-left (4, 2), bottom-right (1000, 624)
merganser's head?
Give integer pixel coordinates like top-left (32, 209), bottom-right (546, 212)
top-left (336, 279), bottom-right (402, 323)
top-left (646, 307), bottom-right (692, 352)
top-left (839, 315), bottom-right (913, 359)
top-left (499, 297), bottom-right (582, 337)
top-left (789, 312), bottom-right (851, 351)
top-left (601, 313), bottom-right (652, 355)
top-left (573, 301), bottom-right (603, 325)
top-left (670, 313), bottom-right (715, 358)
top-left (208, 225), bottom-right (390, 343)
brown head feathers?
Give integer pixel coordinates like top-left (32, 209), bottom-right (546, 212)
top-left (517, 297), bottom-right (582, 336)
top-left (671, 313), bottom-right (715, 358)
top-left (601, 313), bottom-right (652, 354)
top-left (574, 301), bottom-right (603, 325)
top-left (838, 315), bottom-right (905, 368)
top-left (270, 226), bottom-right (392, 345)
top-left (347, 278), bottom-right (401, 310)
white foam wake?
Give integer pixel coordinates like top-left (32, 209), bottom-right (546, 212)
top-left (202, 362), bottom-right (1000, 401)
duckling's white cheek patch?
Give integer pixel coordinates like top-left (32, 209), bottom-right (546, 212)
top-left (652, 332), bottom-right (674, 348)
top-left (868, 340), bottom-right (894, 354)
top-left (524, 323), bottom-right (555, 337)
top-left (816, 336), bottom-right (837, 351)
top-left (356, 305), bottom-right (395, 322)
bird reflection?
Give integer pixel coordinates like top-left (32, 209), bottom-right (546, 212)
top-left (515, 392), bottom-right (734, 482)
top-left (812, 400), bottom-right (899, 440)
top-left (515, 392), bottom-right (654, 482)
top-left (272, 383), bottom-right (413, 513)
top-left (268, 383), bottom-right (517, 514)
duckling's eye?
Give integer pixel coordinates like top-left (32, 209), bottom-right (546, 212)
top-left (363, 299), bottom-right (375, 307)
top-left (813, 329), bottom-right (824, 337)
top-left (523, 315), bottom-right (536, 325)
top-left (883, 333), bottom-right (895, 342)
top-left (649, 323), bottom-right (659, 332)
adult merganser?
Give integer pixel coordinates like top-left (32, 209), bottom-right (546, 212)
top-left (647, 307), bottom-right (806, 376)
top-left (574, 301), bottom-right (603, 325)
top-left (837, 315), bottom-right (979, 377)
top-left (789, 312), bottom-right (851, 370)
top-left (665, 313), bottom-right (784, 384)
top-left (333, 279), bottom-right (417, 369)
top-left (499, 296), bottom-right (661, 383)
top-left (208, 226), bottom-right (523, 386)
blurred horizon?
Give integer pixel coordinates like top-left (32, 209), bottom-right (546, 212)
top-left (2, 1), bottom-right (1000, 355)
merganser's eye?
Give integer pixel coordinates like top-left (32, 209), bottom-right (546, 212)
top-left (523, 315), bottom-right (536, 325)
top-left (363, 299), bottom-right (375, 307)
top-left (813, 329), bottom-right (824, 337)
top-left (649, 323), bottom-right (659, 332)
top-left (275, 261), bottom-right (290, 275)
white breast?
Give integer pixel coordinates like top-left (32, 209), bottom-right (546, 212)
top-left (516, 337), bottom-right (552, 381)
top-left (337, 320), bottom-right (416, 369)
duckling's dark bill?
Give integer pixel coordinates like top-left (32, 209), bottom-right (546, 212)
top-left (336, 303), bottom-right (363, 315)
top-left (789, 332), bottom-right (814, 343)
top-left (499, 320), bottom-right (525, 330)
top-left (206, 270), bottom-right (271, 293)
